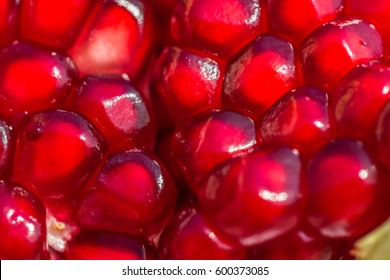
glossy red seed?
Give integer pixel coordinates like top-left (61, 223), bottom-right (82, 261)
top-left (13, 110), bottom-right (106, 200)
top-left (20, 0), bottom-right (96, 50)
top-left (68, 75), bottom-right (156, 152)
top-left (153, 46), bottom-right (222, 124)
top-left (171, 0), bottom-right (262, 59)
top-left (0, 0), bottom-right (18, 48)
top-left (170, 110), bottom-right (257, 194)
top-left (375, 102), bottom-right (390, 172)
top-left (267, 0), bottom-right (342, 46)
top-left (344, 0), bottom-right (390, 60)
top-left (0, 42), bottom-right (76, 122)
top-left (69, 0), bottom-right (154, 78)
top-left (0, 119), bottom-right (12, 177)
top-left (155, 131), bottom-right (187, 188)
top-left (333, 62), bottom-right (390, 141)
top-left (65, 231), bottom-right (147, 260)
top-left (77, 149), bottom-right (177, 239)
top-left (0, 181), bottom-right (46, 259)
top-left (301, 18), bottom-right (383, 90)
top-left (223, 35), bottom-right (298, 120)
top-left (249, 226), bottom-right (335, 260)
top-left (259, 86), bottom-right (331, 156)
top-left (306, 140), bottom-right (390, 239)
top-left (198, 147), bottom-right (302, 246)
top-left (159, 204), bottom-right (246, 260)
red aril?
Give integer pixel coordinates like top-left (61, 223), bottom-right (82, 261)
top-left (20, 0), bottom-right (96, 50)
top-left (67, 75), bottom-right (156, 152)
top-left (259, 86), bottom-right (331, 157)
top-left (158, 204), bottom-right (246, 260)
top-left (153, 46), bottom-right (222, 124)
top-left (223, 35), bottom-right (299, 120)
top-left (65, 231), bottom-right (148, 260)
top-left (171, 0), bottom-right (262, 59)
top-left (12, 110), bottom-right (106, 200)
top-left (375, 102), bottom-right (390, 173)
top-left (0, 0), bottom-right (18, 48)
top-left (0, 181), bottom-right (46, 259)
top-left (333, 62), bottom-right (390, 142)
top-left (301, 17), bottom-right (384, 90)
top-left (306, 140), bottom-right (390, 239)
top-left (249, 226), bottom-right (337, 260)
top-left (267, 0), bottom-right (343, 47)
top-left (0, 119), bottom-right (13, 177)
top-left (68, 0), bottom-right (154, 79)
top-left (0, 42), bottom-right (76, 123)
top-left (170, 110), bottom-right (257, 194)
top-left (76, 149), bottom-right (177, 239)
top-left (198, 147), bottom-right (302, 246)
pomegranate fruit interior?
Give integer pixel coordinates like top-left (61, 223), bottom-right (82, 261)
top-left (0, 0), bottom-right (390, 260)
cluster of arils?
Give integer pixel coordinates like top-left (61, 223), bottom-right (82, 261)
top-left (0, 0), bottom-right (390, 260)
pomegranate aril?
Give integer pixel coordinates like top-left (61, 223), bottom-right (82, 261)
top-left (0, 0), bottom-right (18, 48)
top-left (171, 0), bottom-right (262, 59)
top-left (0, 119), bottom-right (13, 177)
top-left (153, 46), bottom-right (222, 124)
top-left (159, 204), bottom-right (246, 260)
top-left (156, 131), bottom-right (187, 188)
top-left (68, 0), bottom-right (154, 79)
top-left (223, 35), bottom-right (299, 120)
top-left (267, 0), bottom-right (343, 47)
top-left (0, 181), bottom-right (46, 259)
top-left (20, 0), bottom-right (96, 50)
top-left (76, 149), bottom-right (177, 239)
top-left (259, 86), bottom-right (331, 157)
top-left (67, 75), bottom-right (156, 152)
top-left (306, 140), bottom-right (390, 239)
top-left (375, 102), bottom-right (390, 172)
top-left (0, 41), bottom-right (76, 122)
top-left (65, 231), bottom-right (147, 260)
top-left (344, 0), bottom-right (390, 60)
top-left (170, 110), bottom-right (257, 194)
top-left (333, 62), bottom-right (390, 142)
top-left (249, 226), bottom-right (336, 260)
top-left (198, 147), bottom-right (302, 246)
top-left (301, 17), bottom-right (384, 91)
top-left (12, 110), bottom-right (106, 200)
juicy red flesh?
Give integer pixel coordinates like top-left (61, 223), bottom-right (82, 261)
top-left (68, 75), bottom-right (156, 152)
top-left (171, 0), bottom-right (262, 59)
top-left (333, 62), bottom-right (390, 142)
top-left (223, 35), bottom-right (299, 119)
top-left (259, 86), bottom-right (331, 156)
top-left (306, 140), bottom-right (390, 239)
top-left (68, 0), bottom-right (154, 79)
top-left (1, 0), bottom-right (390, 260)
top-left (249, 226), bottom-right (338, 260)
top-left (76, 149), bottom-right (177, 239)
top-left (301, 18), bottom-right (384, 90)
top-left (159, 204), bottom-right (246, 260)
top-left (344, 0), bottom-right (390, 60)
top-left (12, 110), bottom-right (106, 200)
top-left (0, 42), bottom-right (76, 123)
top-left (0, 181), bottom-right (46, 259)
top-left (20, 0), bottom-right (96, 50)
top-left (375, 102), bottom-right (390, 173)
top-left (65, 231), bottom-right (147, 260)
top-left (198, 147), bottom-right (302, 246)
top-left (0, 119), bottom-right (12, 176)
top-left (153, 46), bottom-right (222, 124)
top-left (170, 110), bottom-right (257, 194)
top-left (267, 0), bottom-right (343, 47)
top-left (0, 0), bottom-right (18, 48)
